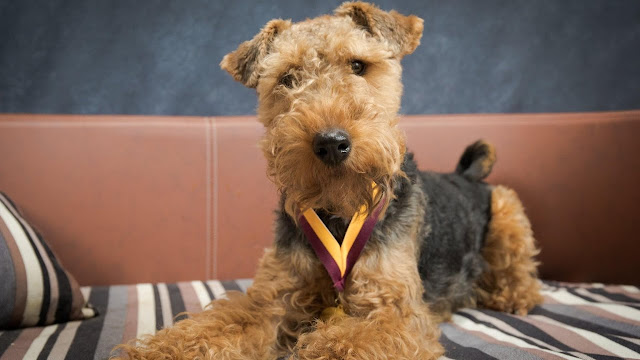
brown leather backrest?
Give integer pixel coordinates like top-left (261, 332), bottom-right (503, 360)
top-left (0, 112), bottom-right (638, 285)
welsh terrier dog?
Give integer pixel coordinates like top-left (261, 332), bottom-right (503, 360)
top-left (118, 2), bottom-right (542, 359)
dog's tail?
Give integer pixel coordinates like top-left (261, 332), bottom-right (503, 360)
top-left (455, 139), bottom-right (496, 181)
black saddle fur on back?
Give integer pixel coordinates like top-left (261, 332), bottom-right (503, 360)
top-left (418, 162), bottom-right (492, 313)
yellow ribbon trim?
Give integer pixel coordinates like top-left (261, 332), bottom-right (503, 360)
top-left (301, 184), bottom-right (380, 277)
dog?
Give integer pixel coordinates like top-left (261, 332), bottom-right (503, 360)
top-left (117, 2), bottom-right (542, 359)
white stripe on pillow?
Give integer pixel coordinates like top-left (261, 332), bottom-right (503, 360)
top-left (0, 198), bottom-right (44, 327)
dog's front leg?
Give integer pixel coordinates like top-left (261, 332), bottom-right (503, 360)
top-left (292, 243), bottom-right (444, 360)
top-left (115, 247), bottom-right (300, 360)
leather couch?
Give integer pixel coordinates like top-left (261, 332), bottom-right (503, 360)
top-left (1, 111), bottom-right (638, 286)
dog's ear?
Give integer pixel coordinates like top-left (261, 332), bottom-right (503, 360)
top-left (335, 2), bottom-right (423, 57)
top-left (220, 19), bottom-right (291, 88)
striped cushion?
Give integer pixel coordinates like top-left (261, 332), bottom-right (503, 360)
top-left (0, 193), bottom-right (95, 329)
top-left (1, 280), bottom-right (639, 359)
top-left (0, 280), bottom-right (250, 359)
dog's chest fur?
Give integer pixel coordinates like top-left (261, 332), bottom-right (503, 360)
top-left (275, 153), bottom-right (492, 313)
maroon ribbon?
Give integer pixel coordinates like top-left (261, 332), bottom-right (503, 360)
top-left (298, 201), bottom-right (384, 292)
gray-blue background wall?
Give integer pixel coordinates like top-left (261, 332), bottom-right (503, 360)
top-left (1, 0), bottom-right (639, 116)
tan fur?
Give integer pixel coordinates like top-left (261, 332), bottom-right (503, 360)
top-left (294, 206), bottom-right (442, 360)
top-left (476, 185), bottom-right (543, 315)
top-left (114, 248), bottom-right (332, 360)
top-left (220, 3), bottom-right (421, 219)
top-left (479, 140), bottom-right (497, 179)
top-left (116, 3), bottom-right (541, 359)
top-left (335, 2), bottom-right (424, 56)
top-left (220, 19), bottom-right (292, 88)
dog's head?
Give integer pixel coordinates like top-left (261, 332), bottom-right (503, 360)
top-left (221, 2), bottom-right (423, 218)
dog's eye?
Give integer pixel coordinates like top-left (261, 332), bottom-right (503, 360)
top-left (351, 60), bottom-right (366, 76)
top-left (279, 74), bottom-right (294, 88)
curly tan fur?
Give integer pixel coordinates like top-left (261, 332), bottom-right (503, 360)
top-left (475, 185), bottom-right (543, 315)
top-left (221, 2), bottom-right (421, 219)
top-left (116, 3), bottom-right (541, 359)
top-left (294, 240), bottom-right (442, 360)
top-left (114, 248), bottom-right (325, 360)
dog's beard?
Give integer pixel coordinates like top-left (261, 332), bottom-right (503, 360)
top-left (265, 137), bottom-right (403, 219)
top-left (282, 167), bottom-right (391, 219)
top-left (262, 105), bottom-right (406, 219)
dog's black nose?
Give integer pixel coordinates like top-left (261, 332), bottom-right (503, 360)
top-left (312, 129), bottom-right (351, 166)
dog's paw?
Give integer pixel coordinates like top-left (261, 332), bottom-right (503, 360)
top-left (292, 317), bottom-right (443, 360)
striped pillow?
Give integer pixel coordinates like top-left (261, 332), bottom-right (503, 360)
top-left (0, 192), bottom-right (96, 329)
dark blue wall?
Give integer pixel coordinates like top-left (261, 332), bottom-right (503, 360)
top-left (1, 0), bottom-right (639, 116)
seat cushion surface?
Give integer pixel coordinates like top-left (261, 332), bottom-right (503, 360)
top-left (0, 280), bottom-right (638, 360)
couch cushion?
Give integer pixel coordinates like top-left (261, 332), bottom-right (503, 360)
top-left (0, 280), bottom-right (638, 359)
top-left (0, 193), bottom-right (95, 329)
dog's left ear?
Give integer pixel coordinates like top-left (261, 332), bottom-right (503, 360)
top-left (335, 2), bottom-right (423, 58)
top-left (220, 19), bottom-right (292, 88)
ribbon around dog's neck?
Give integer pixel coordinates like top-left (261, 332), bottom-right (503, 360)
top-left (298, 185), bottom-right (383, 292)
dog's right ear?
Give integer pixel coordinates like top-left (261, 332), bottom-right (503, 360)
top-left (220, 19), bottom-right (291, 88)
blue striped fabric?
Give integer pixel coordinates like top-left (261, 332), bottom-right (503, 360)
top-left (0, 280), bottom-right (638, 359)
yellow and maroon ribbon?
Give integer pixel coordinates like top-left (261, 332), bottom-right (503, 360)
top-left (298, 186), bottom-right (383, 292)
